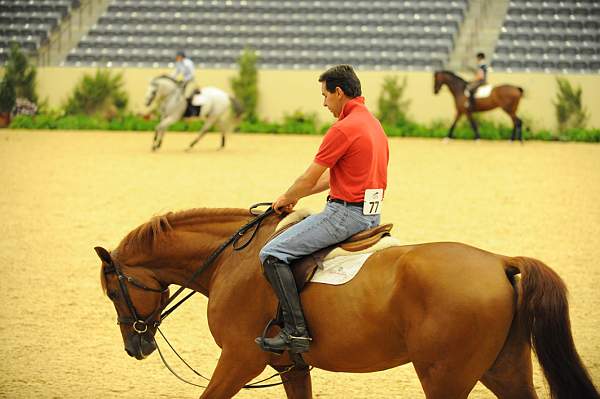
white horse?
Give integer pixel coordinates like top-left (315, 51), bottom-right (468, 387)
top-left (144, 75), bottom-right (244, 151)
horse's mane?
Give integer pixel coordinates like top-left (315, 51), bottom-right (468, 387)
top-left (153, 74), bottom-right (179, 84)
top-left (116, 208), bottom-right (251, 255)
top-left (436, 70), bottom-right (466, 83)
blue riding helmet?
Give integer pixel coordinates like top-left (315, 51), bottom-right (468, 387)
top-left (176, 50), bottom-right (186, 58)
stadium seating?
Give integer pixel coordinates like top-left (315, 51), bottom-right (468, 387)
top-left (65, 0), bottom-right (468, 70)
top-left (493, 0), bottom-right (600, 73)
top-left (0, 0), bottom-right (81, 63)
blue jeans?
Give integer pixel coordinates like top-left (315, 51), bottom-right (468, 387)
top-left (259, 201), bottom-right (380, 264)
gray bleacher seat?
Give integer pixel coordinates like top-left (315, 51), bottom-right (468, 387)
top-left (495, 0), bottom-right (600, 72)
top-left (0, 0), bottom-right (79, 61)
top-left (63, 0), bottom-right (467, 70)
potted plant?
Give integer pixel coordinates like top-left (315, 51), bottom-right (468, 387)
top-left (0, 77), bottom-right (16, 128)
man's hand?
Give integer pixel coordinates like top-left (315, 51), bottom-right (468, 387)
top-left (273, 195), bottom-right (298, 214)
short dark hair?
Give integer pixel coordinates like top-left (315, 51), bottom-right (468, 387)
top-left (318, 65), bottom-right (362, 98)
top-left (476, 52), bottom-right (486, 60)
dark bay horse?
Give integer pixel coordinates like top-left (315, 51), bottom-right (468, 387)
top-left (95, 207), bottom-right (598, 399)
top-left (434, 71), bottom-right (524, 141)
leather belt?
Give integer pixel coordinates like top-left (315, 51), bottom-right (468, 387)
top-left (327, 196), bottom-right (363, 207)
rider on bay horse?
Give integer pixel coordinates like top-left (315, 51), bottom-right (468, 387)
top-left (171, 50), bottom-right (197, 101)
top-left (256, 65), bottom-right (389, 354)
top-left (466, 52), bottom-right (489, 112)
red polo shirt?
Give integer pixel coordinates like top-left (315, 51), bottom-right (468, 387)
top-left (314, 96), bottom-right (389, 202)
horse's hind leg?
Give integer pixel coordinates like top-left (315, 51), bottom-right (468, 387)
top-left (188, 114), bottom-right (218, 150)
top-left (273, 364), bottom-right (313, 399)
top-left (479, 319), bottom-right (538, 398)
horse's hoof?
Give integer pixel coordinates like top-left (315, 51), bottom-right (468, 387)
top-left (442, 137), bottom-right (452, 143)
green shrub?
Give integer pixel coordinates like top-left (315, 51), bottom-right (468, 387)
top-left (8, 113), bottom-right (600, 143)
top-left (279, 110), bottom-right (319, 134)
top-left (3, 43), bottom-right (38, 103)
top-left (377, 75), bottom-right (411, 126)
top-left (63, 69), bottom-right (128, 117)
top-left (553, 77), bottom-right (588, 132)
top-left (230, 48), bottom-right (259, 122)
top-left (0, 75), bottom-right (16, 113)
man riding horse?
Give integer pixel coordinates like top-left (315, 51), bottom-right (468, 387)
top-left (255, 64), bottom-right (389, 354)
top-left (467, 52), bottom-right (489, 112)
top-left (171, 50), bottom-right (197, 101)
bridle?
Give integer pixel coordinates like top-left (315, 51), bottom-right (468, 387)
top-left (102, 204), bottom-right (310, 389)
top-left (105, 203), bottom-right (274, 335)
top-left (103, 257), bottom-right (168, 335)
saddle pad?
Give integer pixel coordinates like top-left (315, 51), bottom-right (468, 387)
top-left (311, 237), bottom-right (401, 285)
top-left (465, 85), bottom-right (492, 99)
top-left (311, 252), bottom-right (373, 285)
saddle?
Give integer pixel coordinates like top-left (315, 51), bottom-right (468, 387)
top-left (260, 219), bottom-right (393, 366)
top-left (184, 97), bottom-right (202, 117)
top-left (267, 222), bottom-right (394, 292)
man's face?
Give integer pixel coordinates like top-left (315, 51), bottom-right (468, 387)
top-left (175, 55), bottom-right (183, 62)
top-left (321, 82), bottom-right (344, 118)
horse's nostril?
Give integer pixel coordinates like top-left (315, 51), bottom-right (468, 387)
top-left (125, 347), bottom-right (135, 357)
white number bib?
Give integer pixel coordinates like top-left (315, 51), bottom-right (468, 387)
top-left (363, 188), bottom-right (383, 215)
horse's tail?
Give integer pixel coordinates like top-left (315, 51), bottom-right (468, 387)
top-left (229, 96), bottom-right (245, 119)
top-left (504, 257), bottom-right (599, 399)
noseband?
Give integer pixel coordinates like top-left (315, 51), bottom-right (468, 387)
top-left (104, 257), bottom-right (168, 334)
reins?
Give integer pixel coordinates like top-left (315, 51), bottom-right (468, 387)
top-left (155, 326), bottom-right (299, 389)
top-left (152, 202), bottom-right (306, 389)
top-left (159, 202), bottom-right (274, 322)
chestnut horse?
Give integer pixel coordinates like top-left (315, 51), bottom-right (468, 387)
top-left (433, 71), bottom-right (524, 142)
top-left (96, 207), bottom-right (598, 399)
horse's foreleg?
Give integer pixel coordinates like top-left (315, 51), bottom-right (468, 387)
top-left (188, 115), bottom-right (218, 150)
top-left (447, 113), bottom-right (462, 139)
top-left (466, 114), bottom-right (480, 140)
top-left (198, 350), bottom-right (266, 399)
top-left (273, 364), bottom-right (313, 399)
top-left (152, 115), bottom-right (178, 151)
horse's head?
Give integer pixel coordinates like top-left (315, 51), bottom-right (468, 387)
top-left (145, 80), bottom-right (159, 107)
top-left (95, 246), bottom-right (169, 360)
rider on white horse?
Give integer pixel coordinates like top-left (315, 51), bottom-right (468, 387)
top-left (145, 76), bottom-right (244, 151)
top-left (171, 50), bottom-right (197, 100)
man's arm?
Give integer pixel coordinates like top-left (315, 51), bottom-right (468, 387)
top-left (171, 63), bottom-right (182, 79)
top-left (273, 162), bottom-right (329, 213)
top-left (475, 68), bottom-right (485, 81)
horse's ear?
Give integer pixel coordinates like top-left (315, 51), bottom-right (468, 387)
top-left (94, 246), bottom-right (112, 265)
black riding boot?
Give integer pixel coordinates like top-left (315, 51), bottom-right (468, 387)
top-left (256, 256), bottom-right (311, 354)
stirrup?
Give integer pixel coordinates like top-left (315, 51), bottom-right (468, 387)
top-left (255, 330), bottom-right (312, 354)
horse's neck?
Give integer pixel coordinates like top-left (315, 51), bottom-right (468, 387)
top-left (157, 79), bottom-right (178, 97)
top-left (445, 74), bottom-right (467, 96)
top-left (128, 213), bottom-right (278, 296)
